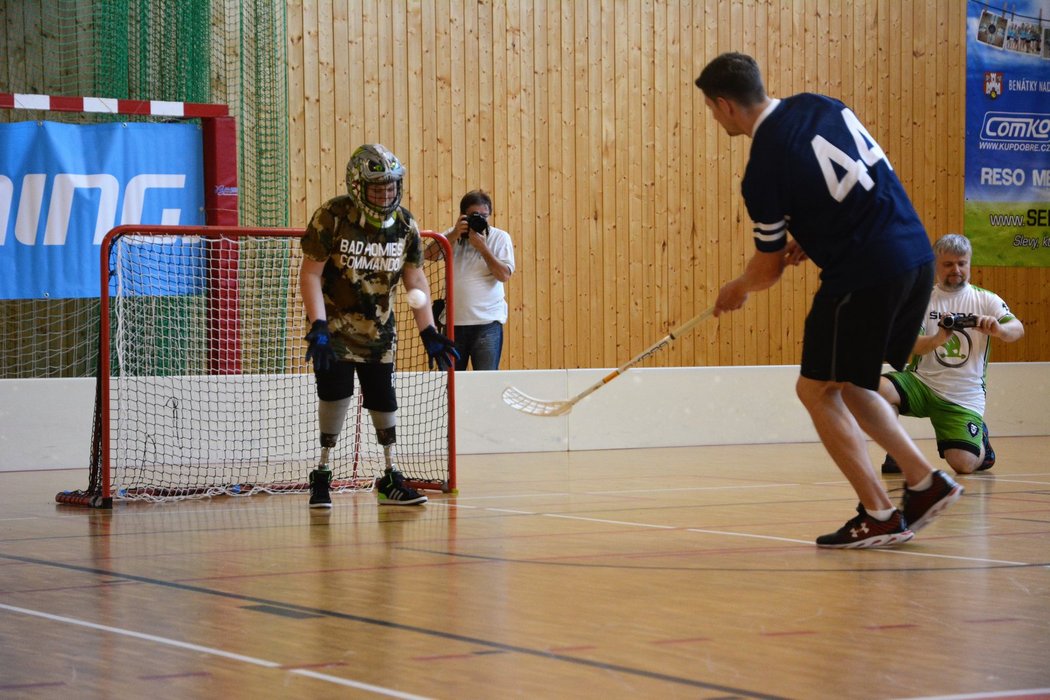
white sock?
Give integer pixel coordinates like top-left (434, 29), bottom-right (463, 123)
top-left (911, 473), bottom-right (934, 491)
top-left (868, 507), bottom-right (895, 522)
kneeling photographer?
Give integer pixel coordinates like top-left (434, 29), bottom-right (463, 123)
top-left (878, 234), bottom-right (1024, 475)
top-left (426, 189), bottom-right (515, 370)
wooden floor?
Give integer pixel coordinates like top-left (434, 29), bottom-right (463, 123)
top-left (2, 437), bottom-right (1049, 700)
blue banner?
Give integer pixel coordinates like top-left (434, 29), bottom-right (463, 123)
top-left (966, 1), bottom-right (1050, 266)
top-left (0, 121), bottom-right (206, 299)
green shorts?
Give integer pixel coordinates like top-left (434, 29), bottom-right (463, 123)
top-left (883, 371), bottom-right (983, 458)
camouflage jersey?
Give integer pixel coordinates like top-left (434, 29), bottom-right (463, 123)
top-left (301, 195), bottom-right (423, 363)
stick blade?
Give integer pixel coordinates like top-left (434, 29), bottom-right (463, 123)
top-left (501, 386), bottom-right (572, 417)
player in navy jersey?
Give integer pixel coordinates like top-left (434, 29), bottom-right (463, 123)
top-left (695, 52), bottom-right (963, 548)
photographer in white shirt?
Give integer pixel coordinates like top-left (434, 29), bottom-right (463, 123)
top-left (879, 233), bottom-right (1024, 475)
top-left (427, 190), bottom-right (515, 370)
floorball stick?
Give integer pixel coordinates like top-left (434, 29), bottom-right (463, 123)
top-left (502, 305), bottom-right (716, 417)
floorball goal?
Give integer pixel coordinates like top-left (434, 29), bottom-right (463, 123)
top-left (57, 225), bottom-right (456, 508)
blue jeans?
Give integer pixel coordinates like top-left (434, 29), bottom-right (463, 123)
top-left (453, 321), bottom-right (503, 370)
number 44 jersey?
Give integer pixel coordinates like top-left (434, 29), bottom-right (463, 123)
top-left (742, 93), bottom-right (933, 295)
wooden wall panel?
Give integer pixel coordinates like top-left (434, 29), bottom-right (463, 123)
top-left (3, 1), bottom-right (1043, 370)
top-left (2, 1), bottom-right (1041, 371)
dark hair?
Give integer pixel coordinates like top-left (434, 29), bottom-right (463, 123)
top-left (459, 189), bottom-right (493, 215)
top-left (694, 52), bottom-right (766, 106)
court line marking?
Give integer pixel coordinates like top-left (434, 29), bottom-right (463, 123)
top-left (439, 503), bottom-right (1034, 566)
top-left (0, 603), bottom-right (433, 700)
top-left (896, 689), bottom-right (1050, 700)
top-left (448, 483), bottom-right (799, 502)
top-left (586, 483), bottom-right (797, 495)
top-left (0, 556), bottom-right (791, 700)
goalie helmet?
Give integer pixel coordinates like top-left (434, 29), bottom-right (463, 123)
top-left (346, 144), bottom-right (405, 225)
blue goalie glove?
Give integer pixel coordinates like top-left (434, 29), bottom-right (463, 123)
top-left (420, 325), bottom-right (459, 370)
top-left (304, 319), bottom-right (336, 372)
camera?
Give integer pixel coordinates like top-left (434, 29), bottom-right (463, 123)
top-left (466, 212), bottom-right (488, 233)
top-left (939, 312), bottom-right (978, 330)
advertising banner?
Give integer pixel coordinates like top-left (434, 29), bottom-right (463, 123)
top-left (966, 1), bottom-right (1050, 266)
top-left (0, 121), bottom-right (205, 299)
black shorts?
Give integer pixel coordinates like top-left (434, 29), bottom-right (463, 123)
top-left (800, 263), bottom-right (933, 391)
top-left (314, 361), bottom-right (397, 411)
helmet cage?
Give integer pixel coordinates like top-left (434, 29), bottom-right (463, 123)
top-left (346, 144), bottom-right (406, 222)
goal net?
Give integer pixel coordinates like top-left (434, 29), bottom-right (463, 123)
top-left (57, 226), bottom-right (456, 508)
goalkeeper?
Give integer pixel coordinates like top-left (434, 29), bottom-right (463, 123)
top-left (879, 234), bottom-right (1024, 475)
top-left (299, 143), bottom-right (459, 508)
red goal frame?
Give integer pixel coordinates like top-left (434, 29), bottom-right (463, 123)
top-left (61, 226), bottom-right (456, 508)
top-left (4, 94), bottom-right (456, 507)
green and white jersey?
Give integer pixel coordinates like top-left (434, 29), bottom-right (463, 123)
top-left (302, 195), bottom-right (424, 363)
top-left (908, 283), bottom-right (1015, 415)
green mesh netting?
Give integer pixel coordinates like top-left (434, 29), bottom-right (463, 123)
top-left (1, 0), bottom-right (288, 379)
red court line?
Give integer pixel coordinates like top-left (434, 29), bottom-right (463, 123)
top-left (653, 637), bottom-right (711, 645)
top-left (864, 623), bottom-right (920, 631)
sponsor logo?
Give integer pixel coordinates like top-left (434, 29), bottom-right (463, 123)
top-left (0, 173), bottom-right (187, 246)
top-left (984, 71), bottom-right (1003, 99)
top-left (980, 112), bottom-right (1050, 143)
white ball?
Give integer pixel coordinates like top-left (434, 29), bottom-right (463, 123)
top-left (406, 288), bottom-right (428, 309)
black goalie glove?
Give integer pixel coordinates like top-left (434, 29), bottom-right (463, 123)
top-left (304, 319), bottom-right (336, 372)
top-left (420, 325), bottom-right (459, 371)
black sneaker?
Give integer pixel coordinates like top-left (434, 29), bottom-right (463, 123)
top-left (901, 470), bottom-right (963, 532)
top-left (816, 504), bottom-right (914, 549)
top-left (881, 454), bottom-right (901, 474)
top-left (977, 422), bottom-right (995, 471)
top-left (309, 469), bottom-right (332, 508)
top-left (375, 470), bottom-right (428, 506)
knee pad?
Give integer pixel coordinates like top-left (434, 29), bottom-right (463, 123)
top-left (369, 409), bottom-right (397, 445)
top-left (375, 427), bottom-right (397, 446)
top-left (319, 397), bottom-right (353, 437)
